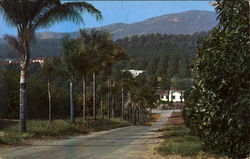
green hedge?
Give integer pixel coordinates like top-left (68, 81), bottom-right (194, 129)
top-left (183, 1), bottom-right (250, 158)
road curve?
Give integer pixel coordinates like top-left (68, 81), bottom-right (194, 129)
top-left (0, 110), bottom-right (175, 159)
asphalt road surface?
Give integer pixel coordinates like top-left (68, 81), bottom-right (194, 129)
top-left (0, 110), bottom-right (176, 159)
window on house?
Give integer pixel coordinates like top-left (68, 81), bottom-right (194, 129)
top-left (172, 96), bottom-right (175, 99)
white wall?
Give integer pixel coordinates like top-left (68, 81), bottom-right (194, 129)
top-left (160, 94), bottom-right (168, 101)
top-left (169, 91), bottom-right (184, 102)
top-left (160, 90), bottom-right (184, 102)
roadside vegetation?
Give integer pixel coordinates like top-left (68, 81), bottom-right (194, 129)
top-left (156, 112), bottom-right (227, 159)
top-left (157, 125), bottom-right (202, 156)
top-left (0, 117), bottom-right (130, 145)
top-left (156, 1), bottom-right (249, 158)
top-left (184, 0), bottom-right (249, 158)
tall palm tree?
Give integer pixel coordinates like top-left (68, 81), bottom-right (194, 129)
top-left (73, 29), bottom-right (104, 120)
top-left (86, 29), bottom-right (112, 120)
top-left (62, 37), bottom-right (91, 123)
top-left (0, 0), bottom-right (102, 132)
top-left (103, 44), bottom-right (128, 118)
top-left (110, 81), bottom-right (120, 118)
top-left (97, 83), bottom-right (108, 119)
top-left (42, 57), bottom-right (58, 123)
top-left (119, 71), bottom-right (133, 119)
top-left (74, 29), bottom-right (93, 121)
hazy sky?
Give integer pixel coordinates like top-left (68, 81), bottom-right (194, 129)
top-left (0, 1), bottom-right (215, 36)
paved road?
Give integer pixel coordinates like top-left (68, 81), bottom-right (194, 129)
top-left (0, 110), bottom-right (176, 159)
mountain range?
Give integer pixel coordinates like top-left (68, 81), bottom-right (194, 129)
top-left (0, 10), bottom-right (218, 59)
top-left (35, 10), bottom-right (218, 40)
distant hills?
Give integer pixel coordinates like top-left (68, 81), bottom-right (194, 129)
top-left (0, 10), bottom-right (218, 59)
top-left (36, 10), bottom-right (218, 40)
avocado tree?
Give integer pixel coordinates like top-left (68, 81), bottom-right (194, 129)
top-left (184, 0), bottom-right (250, 158)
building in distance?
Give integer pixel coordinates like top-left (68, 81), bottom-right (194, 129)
top-left (160, 89), bottom-right (185, 102)
top-left (122, 69), bottom-right (146, 78)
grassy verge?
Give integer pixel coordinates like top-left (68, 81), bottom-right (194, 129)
top-left (155, 112), bottom-right (227, 158)
top-left (156, 125), bottom-right (202, 156)
top-left (0, 117), bottom-right (130, 145)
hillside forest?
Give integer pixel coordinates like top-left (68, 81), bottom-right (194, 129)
top-left (0, 32), bottom-right (206, 90)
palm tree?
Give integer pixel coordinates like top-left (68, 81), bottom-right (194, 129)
top-left (77, 29), bottom-right (127, 120)
top-left (73, 29), bottom-right (104, 120)
top-left (110, 81), bottom-right (120, 118)
top-left (0, 0), bottom-right (102, 132)
top-left (119, 71), bottom-right (133, 119)
top-left (97, 83), bottom-right (108, 119)
top-left (61, 37), bottom-right (88, 123)
top-left (86, 29), bottom-right (112, 120)
top-left (42, 57), bottom-right (58, 123)
top-left (102, 44), bottom-right (128, 118)
top-left (130, 84), bottom-right (157, 124)
top-left (73, 30), bottom-right (93, 121)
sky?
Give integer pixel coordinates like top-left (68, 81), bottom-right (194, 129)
top-left (0, 1), bottom-right (215, 36)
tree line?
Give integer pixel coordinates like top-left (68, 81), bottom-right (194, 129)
top-left (0, 29), bottom-right (157, 128)
top-left (0, 1), bottom-right (156, 133)
top-left (0, 31), bottom-right (207, 81)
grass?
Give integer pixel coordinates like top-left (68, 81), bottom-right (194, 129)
top-left (155, 112), bottom-right (227, 158)
top-left (0, 117), bottom-right (130, 145)
top-left (156, 125), bottom-right (202, 156)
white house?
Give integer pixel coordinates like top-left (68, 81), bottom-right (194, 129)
top-left (160, 89), bottom-right (184, 102)
top-left (123, 69), bottom-right (146, 78)
top-left (2, 58), bottom-right (19, 64)
top-left (32, 57), bottom-right (46, 65)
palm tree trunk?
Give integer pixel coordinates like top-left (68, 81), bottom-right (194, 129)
top-left (131, 104), bottom-right (134, 124)
top-left (48, 78), bottom-right (52, 123)
top-left (112, 96), bottom-right (115, 118)
top-left (93, 72), bottom-right (96, 120)
top-left (121, 87), bottom-right (124, 119)
top-left (137, 107), bottom-right (140, 124)
top-left (82, 75), bottom-right (86, 121)
top-left (130, 105), bottom-right (133, 123)
top-left (135, 107), bottom-right (138, 125)
top-left (127, 106), bottom-right (130, 121)
top-left (70, 79), bottom-right (75, 123)
top-left (19, 69), bottom-right (27, 132)
top-left (107, 76), bottom-right (111, 119)
top-left (101, 99), bottom-right (104, 119)
top-left (133, 106), bottom-right (136, 125)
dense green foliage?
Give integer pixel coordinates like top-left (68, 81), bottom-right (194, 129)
top-left (115, 32), bottom-right (206, 78)
top-left (184, 0), bottom-right (250, 158)
top-left (0, 63), bottom-right (70, 119)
